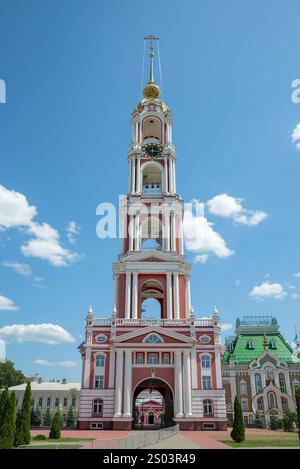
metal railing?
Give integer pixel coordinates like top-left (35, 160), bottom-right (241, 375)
top-left (117, 424), bottom-right (179, 449)
top-left (18, 441), bottom-right (83, 449)
top-left (92, 318), bottom-right (214, 327)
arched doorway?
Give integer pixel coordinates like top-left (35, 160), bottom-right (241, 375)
top-left (132, 377), bottom-right (174, 430)
top-left (140, 279), bottom-right (164, 319)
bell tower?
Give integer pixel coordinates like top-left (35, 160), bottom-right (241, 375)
top-left (113, 36), bottom-right (191, 322)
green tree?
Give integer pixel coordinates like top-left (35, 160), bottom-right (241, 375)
top-left (30, 408), bottom-right (42, 427)
top-left (43, 407), bottom-right (52, 426)
top-left (66, 406), bottom-right (75, 427)
top-left (49, 410), bottom-right (61, 439)
top-left (0, 386), bottom-right (14, 448)
top-left (231, 396), bottom-right (245, 443)
top-left (282, 410), bottom-right (297, 432)
top-left (295, 387), bottom-right (300, 441)
top-left (254, 412), bottom-right (264, 429)
top-left (0, 360), bottom-right (26, 389)
top-left (10, 391), bottom-right (17, 442)
top-left (14, 382), bottom-right (31, 447)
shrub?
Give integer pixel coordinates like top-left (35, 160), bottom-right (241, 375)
top-left (295, 387), bottom-right (300, 441)
top-left (32, 434), bottom-right (47, 441)
top-left (14, 382), bottom-right (31, 447)
top-left (49, 410), bottom-right (61, 439)
top-left (230, 396), bottom-right (245, 443)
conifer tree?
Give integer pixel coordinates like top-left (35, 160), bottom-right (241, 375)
top-left (14, 381), bottom-right (31, 447)
top-left (10, 390), bottom-right (17, 442)
top-left (49, 410), bottom-right (61, 439)
top-left (295, 387), bottom-right (300, 441)
top-left (43, 407), bottom-right (52, 426)
top-left (231, 396), bottom-right (245, 443)
top-left (0, 386), bottom-right (14, 448)
top-left (66, 406), bottom-right (75, 427)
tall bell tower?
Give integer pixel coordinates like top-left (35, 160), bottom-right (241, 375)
top-left (78, 38), bottom-right (227, 432)
top-left (113, 36), bottom-right (191, 322)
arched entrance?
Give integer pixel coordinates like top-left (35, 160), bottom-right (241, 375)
top-left (132, 378), bottom-right (174, 430)
top-left (140, 279), bottom-right (164, 319)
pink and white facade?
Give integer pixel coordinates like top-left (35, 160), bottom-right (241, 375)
top-left (78, 41), bottom-right (227, 431)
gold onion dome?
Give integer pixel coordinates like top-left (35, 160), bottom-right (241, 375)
top-left (143, 82), bottom-right (160, 100)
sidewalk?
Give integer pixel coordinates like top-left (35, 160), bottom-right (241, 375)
top-left (144, 432), bottom-right (201, 449)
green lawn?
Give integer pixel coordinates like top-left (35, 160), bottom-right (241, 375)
top-left (222, 437), bottom-right (300, 448)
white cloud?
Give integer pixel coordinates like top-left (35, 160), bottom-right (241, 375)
top-left (0, 323), bottom-right (75, 344)
top-left (194, 254), bottom-right (209, 264)
top-left (2, 261), bottom-right (32, 277)
top-left (183, 204), bottom-right (234, 262)
top-left (0, 185), bottom-right (80, 267)
top-left (292, 293), bottom-right (299, 299)
top-left (221, 323), bottom-right (233, 331)
top-left (0, 185), bottom-right (37, 229)
top-left (292, 123), bottom-right (300, 150)
top-left (207, 193), bottom-right (267, 226)
top-left (66, 221), bottom-right (80, 245)
top-left (34, 358), bottom-right (77, 367)
top-left (294, 272), bottom-right (300, 278)
top-left (249, 282), bottom-right (287, 301)
top-left (0, 294), bottom-right (19, 311)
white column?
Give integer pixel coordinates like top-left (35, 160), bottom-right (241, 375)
top-left (179, 217), bottom-right (184, 255)
top-left (175, 350), bottom-right (183, 417)
top-left (132, 272), bottom-right (138, 319)
top-left (134, 212), bottom-right (140, 251)
top-left (183, 350), bottom-right (192, 416)
top-left (125, 272), bottom-right (131, 319)
top-left (113, 274), bottom-right (119, 311)
top-left (186, 276), bottom-right (191, 315)
top-left (136, 157), bottom-right (141, 193)
top-left (84, 348), bottom-right (91, 389)
top-left (215, 348), bottom-right (222, 389)
top-left (131, 158), bottom-right (136, 193)
top-left (128, 160), bottom-right (132, 193)
top-left (165, 210), bottom-right (170, 251)
top-left (167, 272), bottom-right (173, 320)
top-left (169, 158), bottom-right (173, 193)
top-left (171, 211), bottom-right (176, 251)
top-left (169, 124), bottom-right (173, 143)
top-left (114, 350), bottom-right (124, 417)
top-left (163, 157), bottom-right (169, 193)
top-left (173, 160), bottom-right (176, 193)
top-left (191, 348), bottom-right (197, 389)
top-left (173, 272), bottom-right (180, 319)
top-left (123, 350), bottom-right (132, 417)
top-left (109, 348), bottom-right (116, 388)
top-left (135, 122), bottom-right (139, 142)
top-left (129, 214), bottom-right (134, 251)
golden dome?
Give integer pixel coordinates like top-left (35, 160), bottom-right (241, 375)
top-left (143, 82), bottom-right (160, 100)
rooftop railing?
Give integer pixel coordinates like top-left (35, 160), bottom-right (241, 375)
top-left (91, 317), bottom-right (214, 327)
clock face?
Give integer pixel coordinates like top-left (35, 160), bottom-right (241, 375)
top-left (142, 143), bottom-right (162, 159)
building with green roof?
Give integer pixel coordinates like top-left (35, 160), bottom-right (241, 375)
top-left (222, 316), bottom-right (300, 427)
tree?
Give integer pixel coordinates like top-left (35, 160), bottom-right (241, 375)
top-left (282, 410), bottom-right (297, 432)
top-left (43, 408), bottom-right (52, 426)
top-left (0, 386), bottom-right (14, 448)
top-left (10, 391), bottom-right (17, 442)
top-left (295, 387), bottom-right (300, 441)
top-left (14, 381), bottom-right (31, 447)
top-left (231, 396), bottom-right (245, 443)
top-left (0, 360), bottom-right (26, 389)
top-left (254, 412), bottom-right (264, 429)
top-left (270, 415), bottom-right (282, 430)
top-left (49, 410), bottom-right (61, 439)
top-left (30, 408), bottom-right (42, 427)
top-left (66, 406), bottom-right (75, 427)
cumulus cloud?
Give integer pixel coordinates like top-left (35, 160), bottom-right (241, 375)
top-left (249, 282), bottom-right (287, 301)
top-left (221, 323), bottom-right (233, 331)
top-left (183, 204), bottom-right (234, 263)
top-left (207, 193), bottom-right (267, 226)
top-left (0, 294), bottom-right (19, 311)
top-left (66, 221), bottom-right (80, 245)
top-left (0, 185), bottom-right (80, 267)
top-left (292, 123), bottom-right (300, 150)
top-left (0, 323), bottom-right (75, 344)
top-left (34, 358), bottom-right (77, 367)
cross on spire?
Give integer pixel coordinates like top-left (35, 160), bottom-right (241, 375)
top-left (144, 35), bottom-right (160, 83)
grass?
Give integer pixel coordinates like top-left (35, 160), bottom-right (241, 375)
top-left (222, 435), bottom-right (300, 448)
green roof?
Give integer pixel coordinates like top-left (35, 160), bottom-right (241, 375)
top-left (222, 333), bottom-right (296, 365)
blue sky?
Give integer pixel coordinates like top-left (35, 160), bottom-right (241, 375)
top-left (0, 0), bottom-right (300, 380)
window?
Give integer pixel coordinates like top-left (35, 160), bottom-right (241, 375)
top-left (95, 375), bottom-right (104, 389)
top-left (203, 423), bottom-right (215, 429)
top-left (247, 339), bottom-right (255, 350)
top-left (148, 353), bottom-right (158, 364)
top-left (241, 398), bottom-right (248, 411)
top-left (203, 399), bottom-right (213, 415)
top-left (249, 415), bottom-right (253, 424)
top-left (239, 381), bottom-right (247, 395)
top-left (162, 353), bottom-right (170, 365)
top-left (47, 397), bottom-right (51, 407)
top-left (144, 334), bottom-right (163, 344)
top-left (257, 398), bottom-right (264, 412)
top-left (38, 397), bottom-right (43, 407)
top-left (268, 392), bottom-right (276, 409)
top-left (55, 397), bottom-right (59, 407)
top-left (95, 355), bottom-right (105, 367)
top-left (270, 339), bottom-right (277, 349)
top-left (255, 374), bottom-right (262, 394)
top-left (281, 398), bottom-right (288, 411)
top-left (93, 399), bottom-right (103, 414)
top-left (63, 397), bottom-right (68, 407)
top-left (71, 397), bottom-right (76, 407)
top-left (90, 422), bottom-right (103, 429)
top-left (202, 376), bottom-right (212, 390)
top-left (244, 416), bottom-right (249, 425)
top-left (96, 334), bottom-right (107, 343)
top-left (200, 335), bottom-right (211, 344)
top-left (201, 355), bottom-right (211, 369)
top-left (136, 353), bottom-right (144, 364)
top-left (279, 373), bottom-right (286, 393)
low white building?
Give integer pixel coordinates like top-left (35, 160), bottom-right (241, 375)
top-left (8, 380), bottom-right (81, 425)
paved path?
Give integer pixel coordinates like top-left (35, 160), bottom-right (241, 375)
top-left (145, 432), bottom-right (201, 449)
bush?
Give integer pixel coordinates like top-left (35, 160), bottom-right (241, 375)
top-left (49, 410), bottom-right (61, 439)
top-left (0, 386), bottom-right (14, 448)
top-left (295, 387), bottom-right (300, 441)
top-left (14, 381), bottom-right (31, 447)
top-left (281, 411), bottom-right (297, 432)
top-left (43, 408), bottom-right (52, 427)
top-left (269, 416), bottom-right (282, 430)
top-left (231, 397), bottom-right (245, 443)
top-left (32, 434), bottom-right (47, 441)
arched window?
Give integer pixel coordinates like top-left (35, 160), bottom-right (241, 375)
top-left (247, 339), bottom-right (255, 350)
top-left (95, 354), bottom-right (105, 367)
top-left (270, 339), bottom-right (277, 349)
top-left (268, 392), bottom-right (277, 409)
top-left (281, 398), bottom-right (288, 411)
top-left (144, 334), bottom-right (164, 344)
top-left (201, 355), bottom-right (211, 369)
top-left (142, 163), bottom-right (163, 195)
top-left (279, 373), bottom-right (286, 393)
top-left (93, 399), bottom-right (103, 414)
top-left (239, 381), bottom-right (247, 395)
top-left (255, 374), bottom-right (262, 394)
top-left (257, 398), bottom-right (264, 412)
top-left (142, 116), bottom-right (162, 143)
top-left (203, 399), bottom-right (213, 415)
top-left (141, 216), bottom-right (162, 247)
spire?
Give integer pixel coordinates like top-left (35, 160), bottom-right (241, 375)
top-left (145, 35), bottom-right (159, 84)
top-left (143, 35), bottom-right (160, 100)
top-left (263, 333), bottom-right (268, 350)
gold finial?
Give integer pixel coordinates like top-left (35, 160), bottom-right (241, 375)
top-left (143, 35), bottom-right (160, 100)
top-left (263, 334), bottom-right (268, 350)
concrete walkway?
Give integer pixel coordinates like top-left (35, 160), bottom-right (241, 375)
top-left (145, 432), bottom-right (201, 449)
